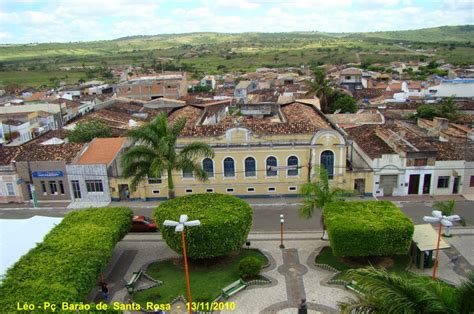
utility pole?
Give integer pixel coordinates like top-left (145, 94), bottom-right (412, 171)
top-left (26, 155), bottom-right (39, 208)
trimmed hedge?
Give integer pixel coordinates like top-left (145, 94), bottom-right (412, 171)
top-left (325, 201), bottom-right (414, 257)
top-left (0, 207), bottom-right (132, 311)
top-left (155, 194), bottom-right (253, 259)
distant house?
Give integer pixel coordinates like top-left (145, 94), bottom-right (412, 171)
top-left (200, 75), bottom-right (216, 90)
top-left (234, 80), bottom-right (258, 101)
top-left (340, 68), bottom-right (363, 91)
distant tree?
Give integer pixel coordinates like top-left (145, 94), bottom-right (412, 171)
top-left (217, 64), bottom-right (227, 72)
top-left (328, 93), bottom-right (357, 113)
top-left (436, 97), bottom-right (460, 121)
top-left (415, 105), bottom-right (437, 119)
top-left (305, 69), bottom-right (334, 113)
top-left (188, 85), bottom-right (212, 93)
top-left (66, 119), bottom-right (112, 143)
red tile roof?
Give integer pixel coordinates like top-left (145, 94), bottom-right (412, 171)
top-left (76, 137), bottom-right (126, 165)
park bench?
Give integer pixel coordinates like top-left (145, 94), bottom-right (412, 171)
top-left (125, 270), bottom-right (143, 295)
top-left (345, 280), bottom-right (362, 294)
top-left (222, 279), bottom-right (247, 299)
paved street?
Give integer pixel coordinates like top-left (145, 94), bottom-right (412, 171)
top-left (0, 197), bottom-right (473, 232)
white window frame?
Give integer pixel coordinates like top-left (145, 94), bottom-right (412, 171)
top-left (5, 182), bottom-right (15, 196)
top-left (268, 187), bottom-right (276, 192)
top-left (288, 186), bottom-right (297, 191)
top-left (226, 187), bottom-right (235, 193)
top-left (185, 188), bottom-right (193, 194)
top-left (205, 188), bottom-right (214, 193)
top-left (247, 187), bottom-right (255, 193)
top-left (152, 190), bottom-right (160, 194)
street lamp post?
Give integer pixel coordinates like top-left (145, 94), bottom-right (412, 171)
top-left (423, 210), bottom-right (460, 280)
top-left (12, 157), bottom-right (38, 208)
top-left (280, 214), bottom-right (285, 249)
top-left (163, 215), bottom-right (200, 314)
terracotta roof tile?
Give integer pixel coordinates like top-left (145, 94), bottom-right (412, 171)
top-left (76, 137), bottom-right (126, 165)
top-left (167, 102), bottom-right (332, 137)
top-left (346, 125), bottom-right (395, 159)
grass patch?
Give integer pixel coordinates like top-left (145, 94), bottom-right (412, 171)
top-left (316, 246), bottom-right (411, 280)
top-left (133, 249), bottom-right (268, 304)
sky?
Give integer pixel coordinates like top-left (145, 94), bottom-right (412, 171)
top-left (0, 0), bottom-right (472, 44)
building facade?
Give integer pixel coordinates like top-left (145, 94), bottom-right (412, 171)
top-left (109, 101), bottom-right (372, 200)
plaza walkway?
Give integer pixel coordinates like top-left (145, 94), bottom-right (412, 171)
top-left (88, 229), bottom-right (473, 314)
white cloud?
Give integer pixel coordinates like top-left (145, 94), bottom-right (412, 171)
top-left (0, 0), bottom-right (471, 43)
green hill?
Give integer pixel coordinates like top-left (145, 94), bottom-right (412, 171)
top-left (352, 25), bottom-right (474, 43)
top-left (0, 26), bottom-right (473, 88)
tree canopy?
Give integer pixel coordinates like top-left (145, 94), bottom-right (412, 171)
top-left (66, 118), bottom-right (112, 143)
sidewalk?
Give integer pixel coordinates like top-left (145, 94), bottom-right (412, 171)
top-left (0, 195), bottom-right (379, 210)
top-left (379, 195), bottom-right (466, 202)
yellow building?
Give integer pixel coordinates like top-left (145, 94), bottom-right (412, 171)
top-left (109, 100), bottom-right (373, 200)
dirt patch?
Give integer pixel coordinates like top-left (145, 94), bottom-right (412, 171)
top-left (341, 256), bottom-right (394, 269)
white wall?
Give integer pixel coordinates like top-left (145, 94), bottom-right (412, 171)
top-left (433, 160), bottom-right (464, 196)
top-left (462, 161), bottom-right (474, 198)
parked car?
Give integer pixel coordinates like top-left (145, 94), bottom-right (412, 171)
top-left (131, 215), bottom-right (157, 232)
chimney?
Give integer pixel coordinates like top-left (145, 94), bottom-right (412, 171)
top-left (433, 117), bottom-right (449, 131)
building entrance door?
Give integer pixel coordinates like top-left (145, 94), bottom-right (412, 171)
top-left (408, 174), bottom-right (420, 195)
top-left (380, 175), bottom-right (397, 196)
top-left (354, 179), bottom-right (365, 195)
top-left (422, 174), bottom-right (431, 195)
top-left (453, 177), bottom-right (460, 194)
top-left (119, 184), bottom-right (130, 200)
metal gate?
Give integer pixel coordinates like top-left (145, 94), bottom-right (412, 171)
top-left (380, 175), bottom-right (398, 196)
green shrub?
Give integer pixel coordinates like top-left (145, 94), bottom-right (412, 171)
top-left (0, 207), bottom-right (132, 311)
top-left (239, 257), bottom-right (262, 279)
top-left (154, 194), bottom-right (253, 259)
top-left (66, 118), bottom-right (112, 143)
top-left (325, 201), bottom-right (414, 257)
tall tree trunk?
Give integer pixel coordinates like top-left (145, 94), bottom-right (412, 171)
top-left (321, 213), bottom-right (328, 240)
top-left (167, 168), bottom-right (175, 199)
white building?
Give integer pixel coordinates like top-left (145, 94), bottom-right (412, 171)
top-left (425, 79), bottom-right (474, 99)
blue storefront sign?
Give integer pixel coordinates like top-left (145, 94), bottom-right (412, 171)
top-left (32, 171), bottom-right (64, 178)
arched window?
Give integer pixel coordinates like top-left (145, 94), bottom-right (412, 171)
top-left (320, 150), bottom-right (335, 179)
top-left (223, 157), bottom-right (235, 178)
top-left (287, 156), bottom-right (299, 176)
top-left (245, 157), bottom-right (256, 177)
top-left (266, 156), bottom-right (277, 177)
top-left (202, 158), bottom-right (214, 178)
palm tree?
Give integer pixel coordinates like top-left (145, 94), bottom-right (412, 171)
top-left (299, 167), bottom-right (348, 240)
top-left (339, 267), bottom-right (474, 314)
top-left (121, 113), bottom-right (214, 199)
top-left (434, 199), bottom-right (466, 235)
top-left (305, 69), bottom-right (333, 113)
top-left (436, 97), bottom-right (460, 122)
